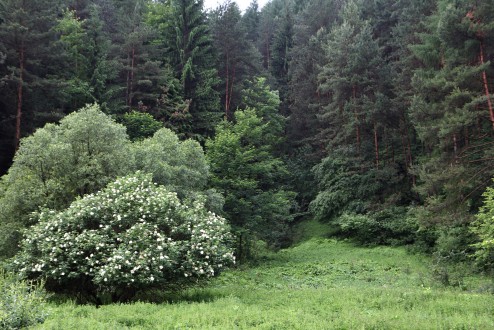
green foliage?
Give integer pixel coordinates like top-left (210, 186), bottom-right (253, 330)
top-left (206, 109), bottom-right (296, 254)
top-left (0, 271), bottom-right (49, 329)
top-left (133, 128), bottom-right (209, 197)
top-left (0, 105), bottom-right (217, 259)
top-left (165, 0), bottom-right (221, 138)
top-left (409, 0), bottom-right (494, 223)
top-left (334, 207), bottom-right (418, 246)
top-left (0, 105), bottom-right (132, 256)
top-left (120, 111), bottom-right (163, 141)
top-left (241, 77), bottom-right (284, 143)
top-left (310, 151), bottom-right (403, 220)
top-left (471, 183), bottom-right (494, 270)
top-left (13, 173), bottom-right (235, 303)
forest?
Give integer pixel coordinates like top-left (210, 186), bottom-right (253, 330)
top-left (1, 0), bottom-right (494, 328)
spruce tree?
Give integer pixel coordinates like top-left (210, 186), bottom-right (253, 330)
top-left (166, 0), bottom-right (221, 138)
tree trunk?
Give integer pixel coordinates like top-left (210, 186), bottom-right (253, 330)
top-left (129, 46), bottom-right (136, 107)
top-left (374, 122), bottom-right (379, 169)
top-left (228, 63), bottom-right (236, 115)
top-left (15, 43), bottom-right (25, 151)
top-left (225, 53), bottom-right (229, 118)
top-left (479, 41), bottom-right (494, 130)
top-left (353, 86), bottom-right (360, 158)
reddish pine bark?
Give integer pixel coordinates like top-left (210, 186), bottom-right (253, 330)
top-left (479, 41), bottom-right (494, 130)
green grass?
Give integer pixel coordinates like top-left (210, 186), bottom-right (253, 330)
top-left (32, 222), bottom-right (494, 329)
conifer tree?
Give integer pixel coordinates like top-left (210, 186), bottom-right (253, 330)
top-left (0, 0), bottom-right (61, 151)
top-left (166, 0), bottom-right (221, 138)
top-left (210, 1), bottom-right (261, 119)
top-left (410, 0), bottom-right (494, 223)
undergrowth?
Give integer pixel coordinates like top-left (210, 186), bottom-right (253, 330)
top-left (33, 219), bottom-right (494, 329)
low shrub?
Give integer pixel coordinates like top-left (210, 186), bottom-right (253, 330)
top-left (0, 271), bottom-right (49, 329)
top-left (334, 207), bottom-right (418, 246)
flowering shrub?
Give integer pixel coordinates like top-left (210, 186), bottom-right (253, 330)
top-left (13, 173), bottom-right (235, 302)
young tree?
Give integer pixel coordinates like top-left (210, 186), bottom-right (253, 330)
top-left (206, 84), bottom-right (296, 257)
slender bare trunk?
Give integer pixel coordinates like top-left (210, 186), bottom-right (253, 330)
top-left (228, 63), bottom-right (236, 115)
top-left (129, 46), bottom-right (135, 107)
top-left (374, 122), bottom-right (379, 169)
top-left (225, 53), bottom-right (229, 118)
top-left (453, 134), bottom-right (458, 163)
top-left (353, 86), bottom-right (360, 158)
top-left (479, 41), bottom-right (494, 130)
top-left (15, 43), bottom-right (24, 151)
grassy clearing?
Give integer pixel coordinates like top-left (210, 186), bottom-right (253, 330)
top-left (33, 221), bottom-right (494, 329)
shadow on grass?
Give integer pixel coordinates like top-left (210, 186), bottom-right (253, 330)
top-left (47, 286), bottom-right (227, 306)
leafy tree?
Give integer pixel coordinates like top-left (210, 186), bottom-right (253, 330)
top-left (241, 77), bottom-right (284, 143)
top-left (120, 110), bottom-right (163, 141)
top-left (133, 127), bottom-right (209, 197)
top-left (207, 108), bottom-right (295, 257)
top-left (53, 9), bottom-right (95, 110)
top-left (13, 173), bottom-right (235, 303)
top-left (0, 104), bottom-right (132, 256)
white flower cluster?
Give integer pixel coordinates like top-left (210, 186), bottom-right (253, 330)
top-left (15, 173), bottom-right (234, 293)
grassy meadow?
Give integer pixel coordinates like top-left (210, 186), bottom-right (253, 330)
top-left (33, 220), bottom-right (494, 329)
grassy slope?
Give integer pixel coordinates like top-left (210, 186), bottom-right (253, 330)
top-left (34, 220), bottom-right (494, 329)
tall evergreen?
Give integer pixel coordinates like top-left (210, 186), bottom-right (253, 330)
top-left (166, 0), bottom-right (220, 138)
top-left (210, 1), bottom-right (261, 119)
top-left (311, 0), bottom-right (401, 220)
top-left (0, 0), bottom-right (61, 155)
top-left (410, 0), bottom-right (494, 224)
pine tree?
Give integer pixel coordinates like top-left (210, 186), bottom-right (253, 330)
top-left (242, 0), bottom-right (260, 43)
top-left (210, 0), bottom-right (261, 119)
top-left (0, 0), bottom-right (61, 151)
top-left (312, 0), bottom-right (401, 219)
top-left (410, 0), bottom-right (494, 223)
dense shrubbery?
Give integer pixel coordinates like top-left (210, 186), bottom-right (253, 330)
top-left (13, 173), bottom-right (235, 303)
top-left (0, 271), bottom-right (49, 329)
top-left (120, 111), bottom-right (163, 141)
top-left (0, 105), bottom-right (217, 258)
top-left (334, 207), bottom-right (418, 246)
